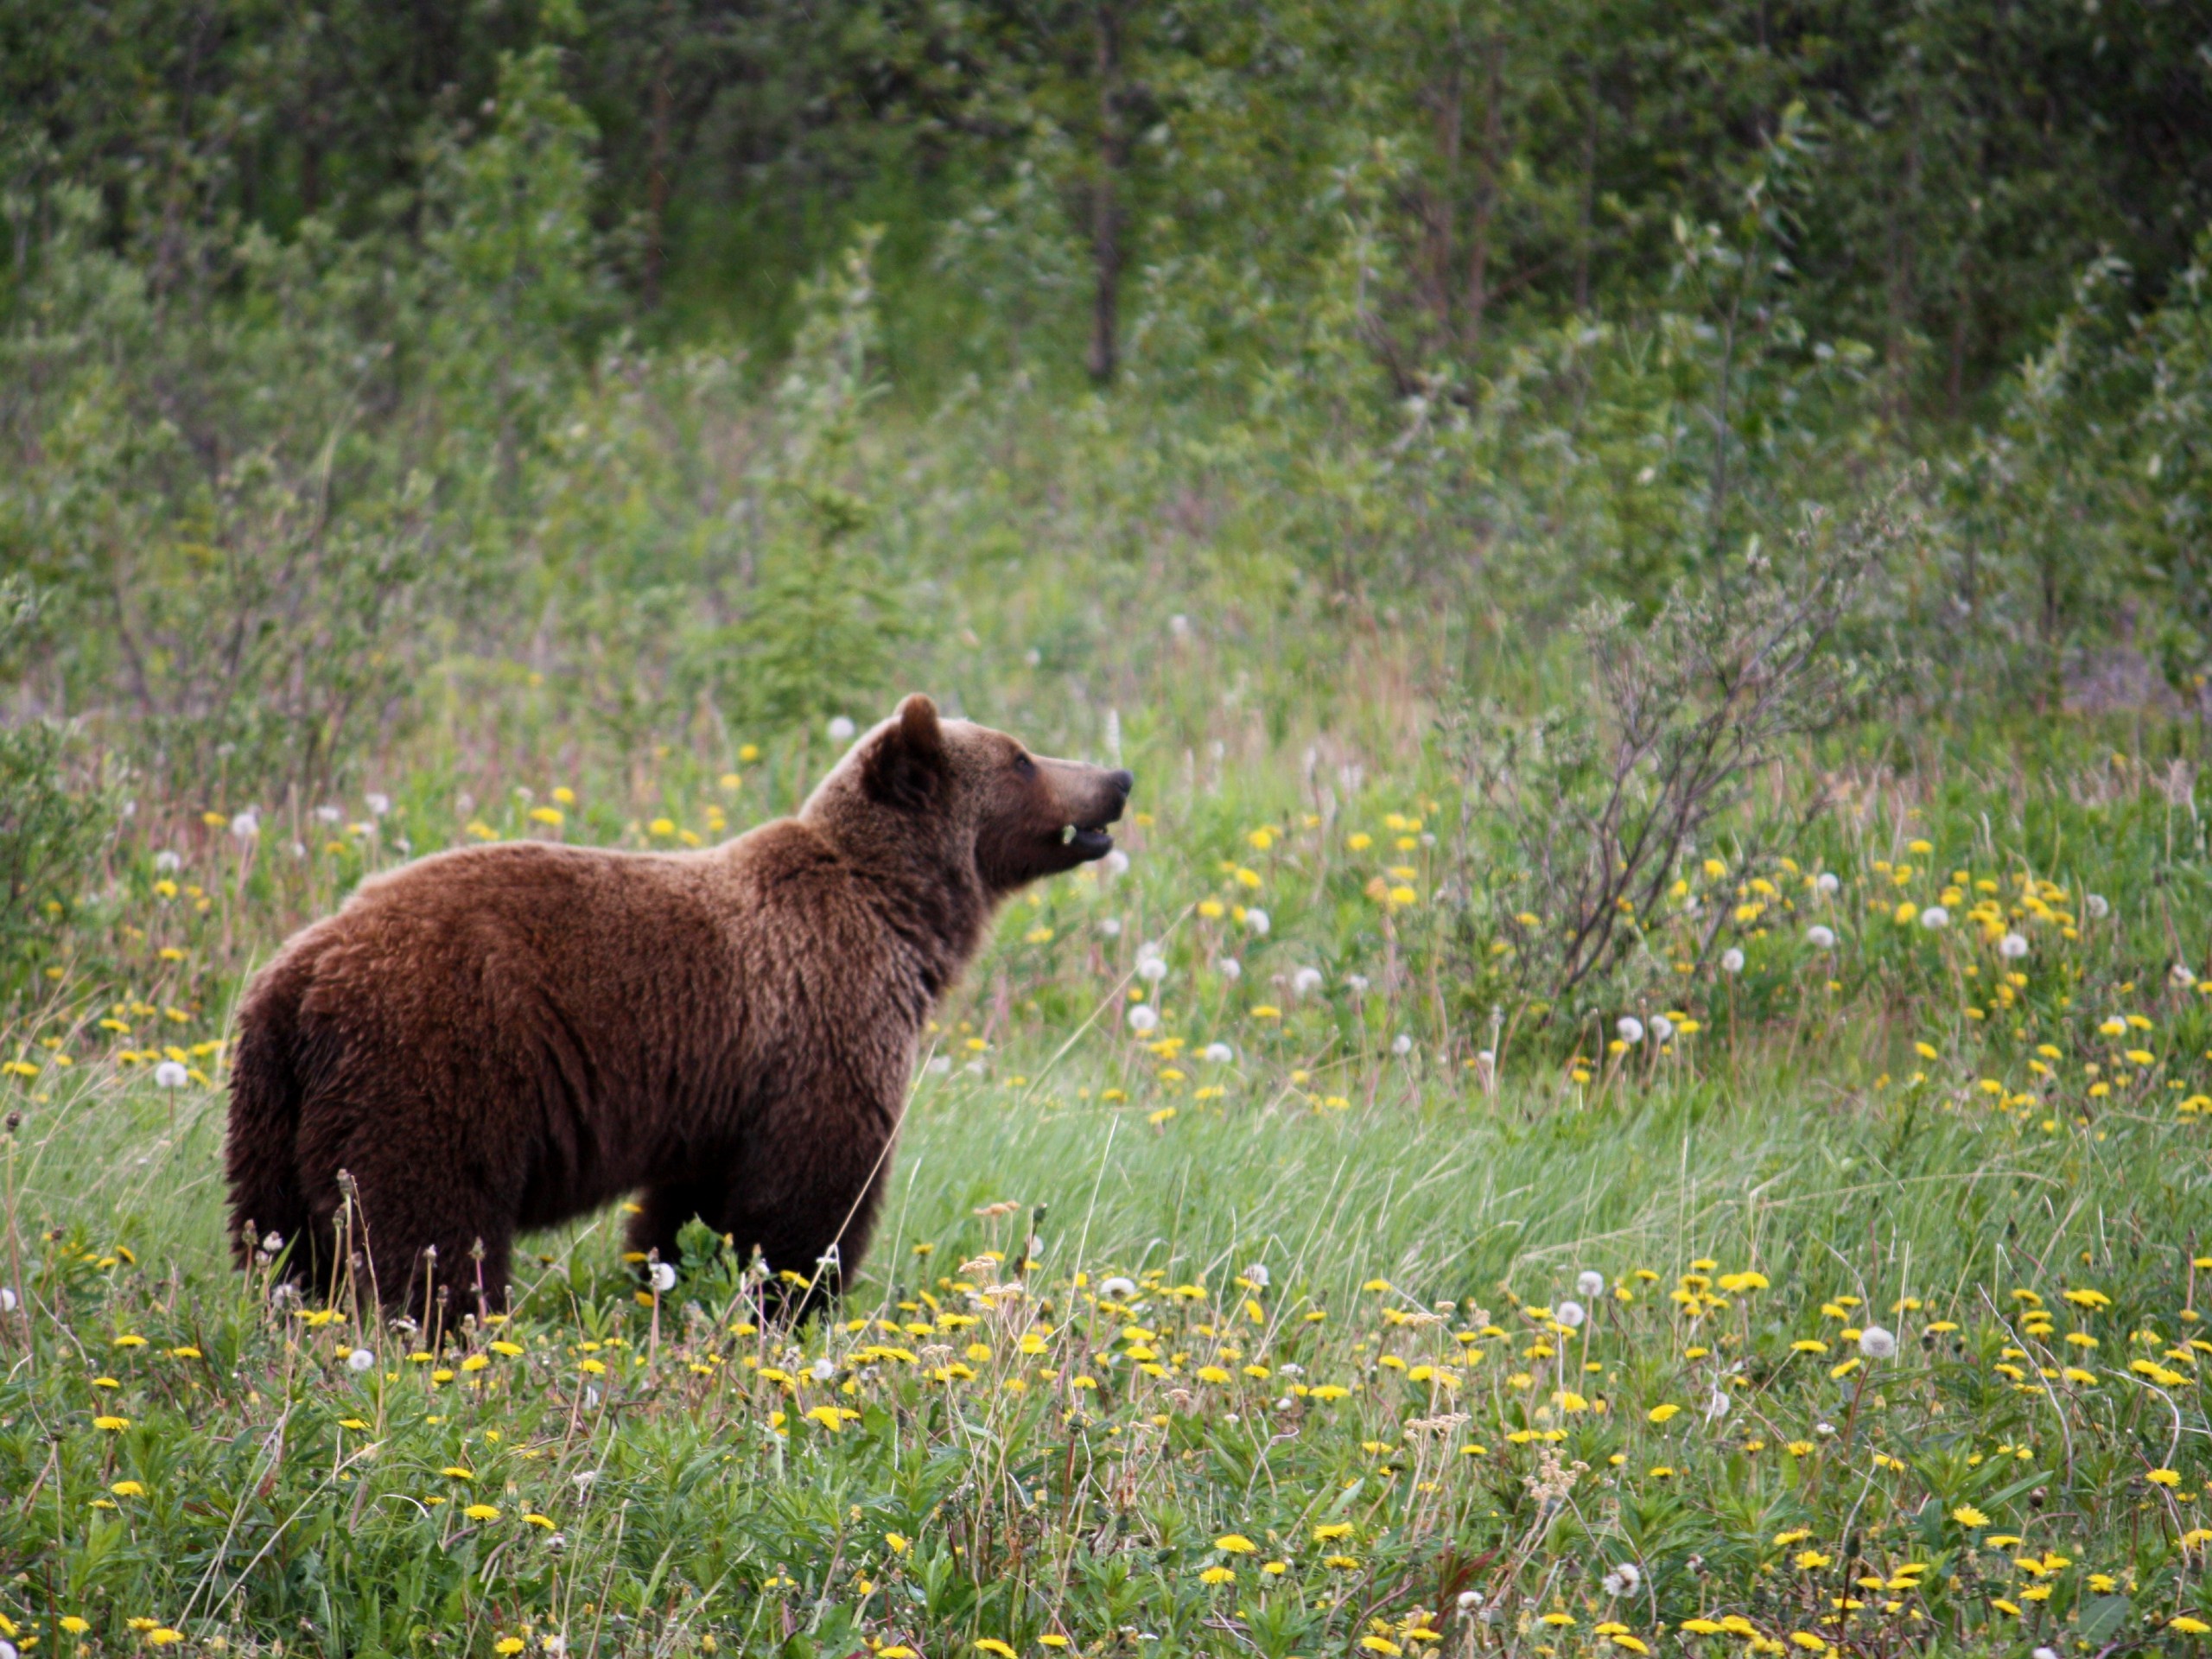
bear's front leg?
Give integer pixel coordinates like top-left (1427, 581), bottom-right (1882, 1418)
top-left (714, 1100), bottom-right (898, 1323)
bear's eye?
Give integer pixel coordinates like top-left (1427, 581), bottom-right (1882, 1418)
top-left (1012, 752), bottom-right (1036, 779)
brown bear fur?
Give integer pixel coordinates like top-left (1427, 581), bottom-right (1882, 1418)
top-left (224, 696), bottom-right (1131, 1324)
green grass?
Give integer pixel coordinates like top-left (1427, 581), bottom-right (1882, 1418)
top-left (7, 722), bottom-right (2212, 1657)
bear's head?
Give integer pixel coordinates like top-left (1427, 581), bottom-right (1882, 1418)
top-left (807, 695), bottom-right (1134, 897)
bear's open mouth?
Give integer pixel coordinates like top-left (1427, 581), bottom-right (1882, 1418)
top-left (1059, 821), bottom-right (1116, 860)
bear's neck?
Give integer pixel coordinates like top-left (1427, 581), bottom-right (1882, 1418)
top-left (817, 830), bottom-right (992, 1005)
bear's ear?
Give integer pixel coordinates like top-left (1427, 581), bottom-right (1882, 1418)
top-left (862, 694), bottom-right (947, 810)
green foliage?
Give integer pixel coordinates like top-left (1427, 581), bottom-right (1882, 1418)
top-left (0, 578), bottom-right (108, 996)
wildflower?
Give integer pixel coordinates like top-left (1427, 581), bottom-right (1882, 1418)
top-left (2086, 893), bottom-right (2110, 918)
top-left (1358, 1640), bottom-right (1402, 1656)
top-left (648, 1262), bottom-right (677, 1294)
top-left (464, 1503), bottom-right (501, 1522)
top-left (147, 1630), bottom-right (185, 1647)
top-left (1999, 932), bottom-right (2029, 959)
top-left (94, 1416), bottom-right (129, 1431)
top-left (153, 1060), bottom-right (188, 1090)
top-left (346, 1346), bottom-right (375, 1373)
top-left (1647, 1403), bottom-right (1681, 1424)
top-left (1578, 1270), bottom-right (1606, 1299)
top-left (1202, 1042), bottom-right (1233, 1064)
top-left (1703, 1389), bottom-right (1730, 1421)
top-left (496, 1642), bottom-right (525, 1656)
top-left (1806, 925), bottom-right (1835, 950)
top-left (1200, 1566), bottom-right (1236, 1586)
top-left (1245, 907), bottom-right (1270, 934)
top-left (1217, 957), bottom-right (1242, 981)
top-left (1098, 1275), bottom-right (1137, 1300)
top-left (2172, 1618), bottom-right (2212, 1636)
top-left (1136, 949), bottom-right (1168, 982)
top-left (1950, 1504), bottom-right (1989, 1528)
top-left (826, 716), bottom-right (857, 743)
top-left (1649, 1014), bottom-right (1673, 1040)
top-left (1291, 966), bottom-right (1325, 995)
top-left (231, 810), bottom-right (260, 841)
top-left (1128, 1005), bottom-right (1160, 1034)
top-left (1391, 1034), bottom-right (1414, 1056)
top-left (0, 1287), bottom-right (16, 1313)
top-left (1858, 1325), bottom-right (1897, 1360)
top-left (1215, 1534), bottom-right (1257, 1553)
top-left (2149, 1469), bottom-right (2183, 1487)
top-left (1602, 1562), bottom-right (1642, 1596)
top-left (1720, 949), bottom-right (1745, 975)
top-left (1555, 1300), bottom-right (1586, 1329)
top-left (1920, 906), bottom-right (1949, 929)
top-left (1617, 1016), bottom-right (1644, 1046)
top-left (111, 1480), bottom-right (145, 1497)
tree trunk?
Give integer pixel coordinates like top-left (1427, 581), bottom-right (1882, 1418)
top-left (644, 22), bottom-right (674, 310)
top-left (1464, 29), bottom-right (1503, 348)
top-left (1086, 0), bottom-right (1128, 386)
top-left (1574, 52), bottom-right (1599, 313)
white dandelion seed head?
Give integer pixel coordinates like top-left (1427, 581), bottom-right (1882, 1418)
top-left (809, 1357), bottom-right (836, 1382)
top-left (1554, 1300), bottom-right (1586, 1329)
top-left (1919, 906), bottom-right (1949, 930)
top-left (1346, 974), bottom-right (1370, 995)
top-left (1806, 925), bottom-right (1836, 950)
top-left (1291, 966), bottom-right (1324, 995)
top-left (1103, 849), bottom-right (1130, 877)
top-left (826, 715), bottom-right (857, 744)
top-left (1577, 1270), bottom-right (1606, 1300)
top-left (1216, 957), bottom-right (1242, 981)
top-left (230, 810), bottom-right (260, 841)
top-left (1242, 1262), bottom-right (1269, 1289)
top-left (2, 1632), bottom-right (20, 1659)
top-left (1703, 1388), bottom-right (1732, 1420)
top-left (648, 1262), bottom-right (678, 1294)
top-left (1245, 908), bottom-right (1270, 937)
top-left (1127, 1004), bottom-right (1160, 1035)
top-left (2172, 961), bottom-right (2197, 987)
top-left (1815, 871), bottom-right (1840, 896)
top-left (314, 804), bottom-right (342, 824)
top-left (1202, 1042), bottom-right (1233, 1064)
top-left (2034, 1646), bottom-right (2061, 1659)
top-left (1390, 1033), bottom-right (1414, 1057)
top-left (925, 1055), bottom-right (952, 1076)
top-left (1815, 1421), bottom-right (1836, 1437)
top-left (1999, 931), bottom-right (2029, 959)
top-left (1601, 1561), bottom-right (1641, 1597)
top-left (289, 841), bottom-right (308, 859)
top-left (1616, 1016), bottom-right (1645, 1046)
top-left (1649, 1014), bottom-right (1674, 1041)
top-left (2085, 893), bottom-right (2109, 918)
top-left (1099, 917), bottom-right (1123, 937)
top-left (1097, 1275), bottom-right (1138, 1300)
top-left (1136, 950), bottom-right (1169, 982)
top-left (0, 1286), bottom-right (16, 1313)
top-left (1858, 1325), bottom-right (1897, 1360)
top-left (1719, 948), bottom-right (1745, 975)
top-left (1456, 1590), bottom-right (1485, 1615)
top-left (154, 849), bottom-right (182, 872)
top-left (154, 1059), bottom-right (189, 1089)
top-left (583, 1385), bottom-right (602, 1408)
top-left (365, 792), bottom-right (391, 818)
top-left (346, 1346), bottom-right (376, 1372)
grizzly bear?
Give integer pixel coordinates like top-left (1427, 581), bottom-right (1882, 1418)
top-left (224, 696), bottom-right (1131, 1323)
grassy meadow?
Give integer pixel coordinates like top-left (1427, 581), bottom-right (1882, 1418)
top-left (5, 680), bottom-right (2212, 1659)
